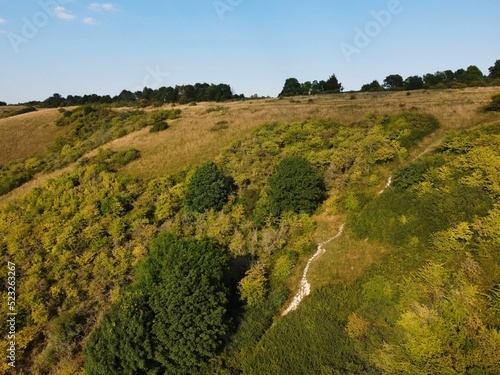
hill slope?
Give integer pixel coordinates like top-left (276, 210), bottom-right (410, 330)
top-left (0, 88), bottom-right (499, 374)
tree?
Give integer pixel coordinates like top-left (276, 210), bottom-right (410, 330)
top-left (457, 65), bottom-right (485, 86)
top-left (301, 81), bottom-right (312, 95)
top-left (116, 89), bottom-right (137, 102)
top-left (279, 78), bottom-right (302, 97)
top-left (361, 80), bottom-right (384, 92)
top-left (238, 263), bottom-right (268, 307)
top-left (269, 156), bottom-right (326, 215)
top-left (185, 161), bottom-right (233, 212)
top-left (42, 93), bottom-right (65, 107)
top-left (489, 59), bottom-right (500, 80)
top-left (84, 233), bottom-right (229, 375)
top-left (0, 101), bottom-right (6, 106)
top-left (84, 291), bottom-right (160, 375)
top-left (383, 74), bottom-right (404, 90)
top-left (311, 80), bottom-right (326, 94)
top-left (404, 76), bottom-right (424, 90)
top-left (324, 74), bottom-right (343, 93)
top-left (139, 233), bottom-right (229, 374)
top-left (423, 72), bottom-right (447, 87)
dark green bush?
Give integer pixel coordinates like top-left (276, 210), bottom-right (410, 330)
top-left (185, 162), bottom-right (233, 213)
top-left (84, 291), bottom-right (160, 375)
top-left (0, 106), bottom-right (37, 118)
top-left (84, 233), bottom-right (229, 375)
top-left (149, 108), bottom-right (182, 122)
top-left (14, 106), bottom-right (37, 116)
top-left (483, 94), bottom-right (500, 112)
top-left (0, 169), bottom-right (33, 195)
top-left (149, 121), bottom-right (168, 133)
top-left (269, 156), bottom-right (326, 215)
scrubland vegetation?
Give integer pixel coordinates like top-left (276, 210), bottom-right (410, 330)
top-left (1, 84), bottom-right (500, 374)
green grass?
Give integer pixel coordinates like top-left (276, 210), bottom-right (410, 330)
top-left (308, 230), bottom-right (391, 290)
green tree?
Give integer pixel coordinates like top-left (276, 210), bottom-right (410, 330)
top-left (404, 75), bottom-right (424, 90)
top-left (279, 78), bottom-right (302, 97)
top-left (301, 81), bottom-right (312, 95)
top-left (383, 74), bottom-right (404, 90)
top-left (488, 59), bottom-right (500, 80)
top-left (269, 156), bottom-right (326, 215)
top-left (324, 74), bottom-right (343, 93)
top-left (139, 233), bottom-right (229, 374)
top-left (238, 263), bottom-right (268, 307)
top-left (310, 80), bottom-right (325, 94)
top-left (84, 233), bottom-right (229, 375)
top-left (84, 291), bottom-right (160, 375)
top-left (423, 71), bottom-right (447, 87)
top-left (361, 80), bottom-right (384, 92)
top-left (185, 161), bottom-right (233, 212)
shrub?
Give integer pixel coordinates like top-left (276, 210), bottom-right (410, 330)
top-left (205, 106), bottom-right (227, 114)
top-left (83, 291), bottom-right (160, 375)
top-left (382, 113), bottom-right (440, 148)
top-left (269, 156), bottom-right (326, 215)
top-left (483, 94), bottom-right (500, 112)
top-left (185, 161), bottom-right (233, 213)
top-left (1, 106), bottom-right (38, 118)
top-left (149, 108), bottom-right (182, 122)
top-left (210, 121), bottom-right (229, 132)
top-left (149, 121), bottom-right (168, 133)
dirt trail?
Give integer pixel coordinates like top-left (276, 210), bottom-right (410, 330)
top-left (282, 224), bottom-right (345, 316)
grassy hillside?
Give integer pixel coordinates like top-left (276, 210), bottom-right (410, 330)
top-left (110, 87), bottom-right (500, 179)
top-left (1, 88), bottom-right (498, 202)
top-left (0, 109), bottom-right (69, 165)
top-left (242, 121), bottom-right (500, 374)
top-left (0, 88), bottom-right (500, 374)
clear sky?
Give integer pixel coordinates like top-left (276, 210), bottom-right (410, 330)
top-left (1, 0), bottom-right (499, 103)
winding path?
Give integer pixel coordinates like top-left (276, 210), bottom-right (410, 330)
top-left (282, 224), bottom-right (345, 316)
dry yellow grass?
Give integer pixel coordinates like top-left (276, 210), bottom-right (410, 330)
top-left (99, 87), bottom-right (500, 179)
top-left (0, 108), bottom-right (67, 165)
top-left (0, 105), bottom-right (27, 114)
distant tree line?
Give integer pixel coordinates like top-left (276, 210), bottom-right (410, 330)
top-left (278, 59), bottom-right (500, 96)
top-left (361, 59), bottom-right (500, 92)
top-left (278, 74), bottom-right (343, 97)
top-left (27, 83), bottom-right (244, 108)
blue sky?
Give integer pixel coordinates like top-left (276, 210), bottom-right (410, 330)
top-left (1, 0), bottom-right (499, 103)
